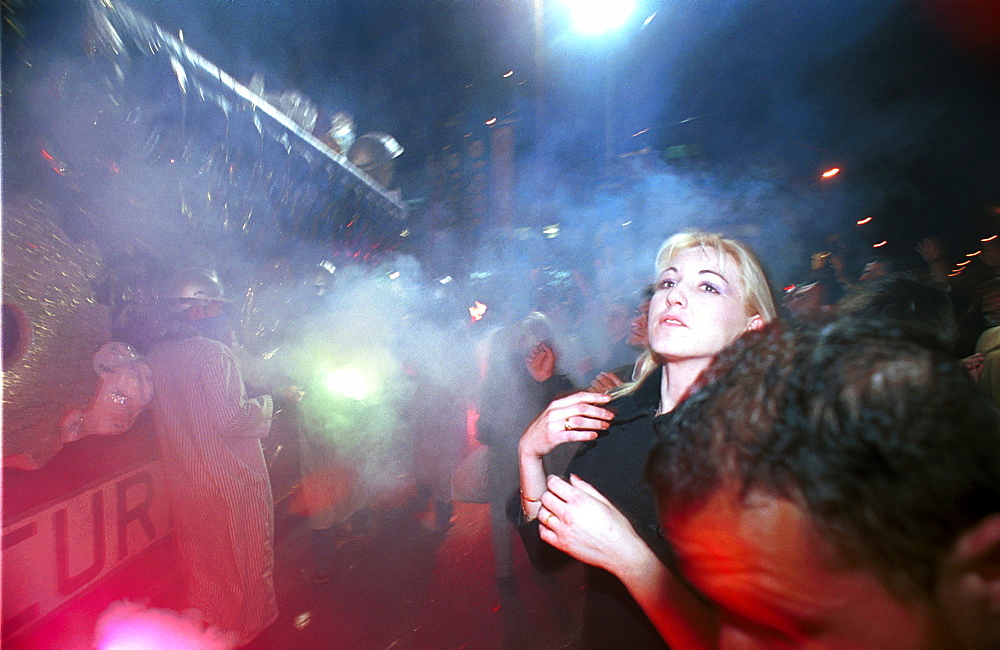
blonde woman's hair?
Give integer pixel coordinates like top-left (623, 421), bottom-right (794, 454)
top-left (612, 231), bottom-right (778, 396)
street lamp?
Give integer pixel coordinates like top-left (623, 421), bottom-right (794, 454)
top-left (561, 0), bottom-right (637, 35)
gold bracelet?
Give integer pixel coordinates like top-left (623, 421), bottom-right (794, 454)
top-left (520, 489), bottom-right (541, 503)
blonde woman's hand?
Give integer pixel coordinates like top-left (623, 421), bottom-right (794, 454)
top-left (537, 474), bottom-right (647, 574)
top-left (518, 391), bottom-right (614, 460)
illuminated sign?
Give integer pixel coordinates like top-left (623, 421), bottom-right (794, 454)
top-left (2, 461), bottom-right (172, 642)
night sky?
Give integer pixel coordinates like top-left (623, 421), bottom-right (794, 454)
top-left (4, 0), bottom-right (1000, 283)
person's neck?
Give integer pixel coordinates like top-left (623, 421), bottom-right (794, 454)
top-left (659, 358), bottom-right (712, 414)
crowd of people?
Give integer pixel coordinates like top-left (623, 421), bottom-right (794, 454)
top-left (125, 224), bottom-right (1000, 649)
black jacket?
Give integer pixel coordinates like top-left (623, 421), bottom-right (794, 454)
top-left (520, 370), bottom-right (671, 649)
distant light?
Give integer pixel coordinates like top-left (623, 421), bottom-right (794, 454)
top-left (621, 220), bottom-right (632, 227)
top-left (542, 224), bottom-right (560, 239)
top-left (856, 216), bottom-right (872, 225)
top-left (821, 167), bottom-right (841, 179)
top-left (469, 301), bottom-right (488, 322)
top-left (948, 271), bottom-right (962, 277)
top-left (400, 229), bottom-right (410, 237)
top-left (642, 12), bottom-right (656, 28)
top-left (388, 270), bottom-right (401, 280)
top-left (873, 241), bottom-right (887, 248)
top-left (438, 276), bottom-right (453, 284)
top-left (957, 260), bottom-right (971, 266)
top-left (562, 0), bottom-right (636, 35)
top-left (485, 117), bottom-right (497, 126)
top-left (631, 128), bottom-right (650, 137)
top-left (293, 612), bottom-right (313, 631)
top-left (502, 70), bottom-right (513, 78)
top-left (967, 251), bottom-right (982, 257)
top-left (982, 235), bottom-right (997, 242)
top-left (783, 285), bottom-right (797, 292)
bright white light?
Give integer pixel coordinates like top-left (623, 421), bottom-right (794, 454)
top-left (323, 367), bottom-right (371, 401)
top-left (562, 0), bottom-right (636, 35)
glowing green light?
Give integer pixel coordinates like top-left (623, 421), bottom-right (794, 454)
top-left (322, 367), bottom-right (371, 401)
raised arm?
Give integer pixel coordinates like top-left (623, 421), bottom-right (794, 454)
top-left (517, 391), bottom-right (613, 520)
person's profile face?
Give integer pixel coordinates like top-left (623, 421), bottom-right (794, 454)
top-left (627, 300), bottom-right (650, 348)
top-left (648, 247), bottom-right (761, 363)
top-left (663, 487), bottom-right (955, 649)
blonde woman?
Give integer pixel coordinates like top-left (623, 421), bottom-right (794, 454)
top-left (518, 232), bottom-right (778, 648)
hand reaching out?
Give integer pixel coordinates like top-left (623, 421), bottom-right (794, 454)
top-left (589, 371), bottom-right (624, 394)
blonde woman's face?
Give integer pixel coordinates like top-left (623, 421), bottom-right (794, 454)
top-left (648, 247), bottom-right (763, 362)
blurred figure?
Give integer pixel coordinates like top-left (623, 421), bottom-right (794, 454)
top-left (477, 313), bottom-right (573, 595)
top-left (782, 282), bottom-right (836, 325)
top-left (838, 272), bottom-right (959, 350)
top-left (146, 269), bottom-right (277, 646)
top-left (642, 320), bottom-right (1000, 649)
top-left (589, 286), bottom-right (652, 393)
top-left (975, 279), bottom-right (1000, 406)
top-left (858, 257), bottom-right (892, 283)
top-left (406, 309), bottom-right (476, 534)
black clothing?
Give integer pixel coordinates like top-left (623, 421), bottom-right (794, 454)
top-left (518, 370), bottom-right (670, 649)
top-left (568, 369), bottom-right (669, 649)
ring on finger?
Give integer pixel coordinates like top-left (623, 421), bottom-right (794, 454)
top-left (545, 512), bottom-right (556, 527)
top-left (563, 417), bottom-right (571, 431)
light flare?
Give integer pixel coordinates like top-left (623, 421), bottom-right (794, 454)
top-left (821, 167), bottom-right (841, 179)
top-left (469, 301), bottom-right (487, 322)
top-left (322, 367), bottom-right (372, 401)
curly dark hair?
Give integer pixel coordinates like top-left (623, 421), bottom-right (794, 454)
top-left (647, 319), bottom-right (1000, 600)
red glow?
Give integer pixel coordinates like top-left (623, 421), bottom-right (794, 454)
top-left (982, 235), bottom-right (997, 242)
top-left (821, 167), bottom-right (841, 179)
top-left (93, 602), bottom-right (231, 649)
top-left (40, 149), bottom-right (54, 161)
top-left (783, 285), bottom-right (796, 292)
